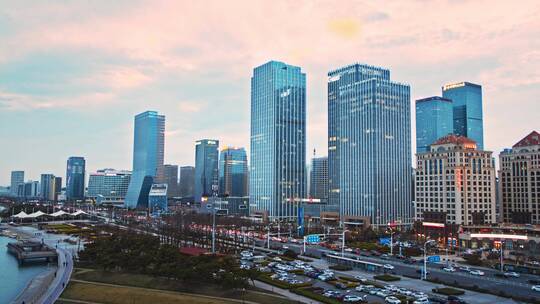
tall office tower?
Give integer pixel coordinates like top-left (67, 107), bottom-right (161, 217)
top-left (442, 82), bottom-right (484, 150)
top-left (54, 176), bottom-right (62, 201)
top-left (499, 131), bottom-right (540, 224)
top-left (125, 111), bottom-right (165, 209)
top-left (250, 61), bottom-right (307, 221)
top-left (88, 169), bottom-right (131, 204)
top-left (194, 139), bottom-right (219, 202)
top-left (415, 96), bottom-right (453, 153)
top-left (179, 166), bottom-right (195, 198)
top-left (162, 164), bottom-right (179, 198)
top-left (66, 156), bottom-right (86, 201)
top-left (18, 181), bottom-right (40, 199)
top-left (310, 156), bottom-right (328, 203)
top-left (40, 174), bottom-right (56, 201)
top-left (219, 147), bottom-right (248, 197)
top-left (10, 171), bottom-right (24, 197)
top-left (328, 63), bottom-right (412, 226)
top-left (415, 134), bottom-right (496, 225)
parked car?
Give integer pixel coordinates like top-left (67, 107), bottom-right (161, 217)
top-left (343, 294), bottom-right (366, 303)
top-left (413, 298), bottom-right (430, 304)
top-left (385, 296), bottom-right (401, 304)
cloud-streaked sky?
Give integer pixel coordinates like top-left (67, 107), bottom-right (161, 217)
top-left (1, 1), bottom-right (539, 185)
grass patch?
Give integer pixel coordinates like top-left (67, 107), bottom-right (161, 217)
top-left (373, 274), bottom-right (400, 282)
top-left (61, 281), bottom-right (238, 304)
top-left (432, 287), bottom-right (465, 296)
top-left (291, 287), bottom-right (342, 304)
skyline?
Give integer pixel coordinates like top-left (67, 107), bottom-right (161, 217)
top-left (2, 1), bottom-right (540, 185)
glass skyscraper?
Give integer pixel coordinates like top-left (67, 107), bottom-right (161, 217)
top-left (10, 171), bottom-right (24, 197)
top-left (310, 156), bottom-right (328, 203)
top-left (328, 63), bottom-right (412, 226)
top-left (124, 111), bottom-right (165, 209)
top-left (66, 156), bottom-right (85, 200)
top-left (415, 96), bottom-right (453, 153)
top-left (40, 173), bottom-right (56, 201)
top-left (219, 147), bottom-right (248, 197)
top-left (442, 82), bottom-right (484, 150)
top-left (194, 139), bottom-right (219, 202)
top-left (88, 169), bottom-right (131, 203)
top-left (162, 164), bottom-right (179, 198)
top-left (179, 166), bottom-right (195, 198)
top-left (250, 61), bottom-right (307, 221)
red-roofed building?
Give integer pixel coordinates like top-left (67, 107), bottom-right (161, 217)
top-left (431, 134), bottom-right (477, 150)
top-left (499, 131), bottom-right (540, 224)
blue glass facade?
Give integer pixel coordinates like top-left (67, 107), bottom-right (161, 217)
top-left (310, 156), bottom-right (328, 203)
top-left (219, 147), bottom-right (248, 197)
top-left (442, 82), bottom-right (484, 150)
top-left (125, 111), bottom-right (165, 209)
top-left (250, 61), bottom-right (307, 220)
top-left (328, 63), bottom-right (412, 226)
top-left (40, 174), bottom-right (55, 201)
top-left (415, 96), bottom-right (453, 153)
top-left (194, 139), bottom-right (219, 202)
top-left (66, 156), bottom-right (85, 200)
top-left (148, 183), bottom-right (168, 212)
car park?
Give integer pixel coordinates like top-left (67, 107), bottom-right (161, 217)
top-left (385, 296), bottom-right (401, 304)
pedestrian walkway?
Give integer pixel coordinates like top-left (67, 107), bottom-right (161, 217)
top-left (303, 256), bottom-right (518, 304)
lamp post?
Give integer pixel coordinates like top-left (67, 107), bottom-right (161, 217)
top-left (423, 239), bottom-right (435, 280)
top-left (341, 226), bottom-right (350, 257)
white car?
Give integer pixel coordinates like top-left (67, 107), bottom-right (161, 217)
top-left (470, 270), bottom-right (485, 276)
top-left (385, 296), bottom-right (401, 304)
top-left (344, 294), bottom-right (365, 302)
top-left (354, 275), bottom-right (367, 282)
top-left (532, 285), bottom-right (540, 292)
top-left (376, 290), bottom-right (389, 298)
top-left (383, 264), bottom-right (395, 270)
top-left (504, 272), bottom-right (520, 278)
top-left (443, 267), bottom-right (456, 272)
top-left (413, 298), bottom-right (430, 304)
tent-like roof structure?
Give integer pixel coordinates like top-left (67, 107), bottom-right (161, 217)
top-left (26, 211), bottom-right (47, 218)
top-left (71, 210), bottom-right (88, 217)
top-left (12, 211), bottom-right (28, 218)
top-left (50, 210), bottom-right (69, 217)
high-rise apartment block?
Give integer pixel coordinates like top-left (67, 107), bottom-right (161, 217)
top-left (219, 147), bottom-right (248, 197)
top-left (328, 63), bottom-right (412, 226)
top-left (194, 139), bottom-right (219, 202)
top-left (416, 96), bottom-right (453, 153)
top-left (250, 61), bottom-right (307, 221)
top-left (499, 131), bottom-right (540, 224)
top-left (66, 156), bottom-right (86, 200)
top-left (415, 134), bottom-right (496, 225)
top-left (442, 82), bottom-right (484, 150)
top-left (125, 111), bottom-right (165, 209)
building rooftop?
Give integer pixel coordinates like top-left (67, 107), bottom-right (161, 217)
top-left (432, 134), bottom-right (477, 146)
top-left (416, 96), bottom-right (452, 104)
top-left (513, 131), bottom-right (540, 148)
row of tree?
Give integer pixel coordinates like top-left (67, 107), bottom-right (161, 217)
top-left (79, 230), bottom-right (255, 288)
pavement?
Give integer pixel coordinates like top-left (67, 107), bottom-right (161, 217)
top-left (254, 280), bottom-right (320, 304)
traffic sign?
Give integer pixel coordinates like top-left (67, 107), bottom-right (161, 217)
top-left (305, 234), bottom-right (320, 244)
top-left (427, 255), bottom-right (440, 263)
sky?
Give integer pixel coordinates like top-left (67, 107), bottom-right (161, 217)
top-left (1, 1), bottom-right (539, 185)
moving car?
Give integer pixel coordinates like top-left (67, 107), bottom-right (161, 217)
top-left (532, 285), bottom-right (540, 292)
top-left (504, 271), bottom-right (520, 278)
top-left (443, 267), bottom-right (456, 272)
top-left (469, 270), bottom-right (485, 276)
top-left (383, 264), bottom-right (395, 270)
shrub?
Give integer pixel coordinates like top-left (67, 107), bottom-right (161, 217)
top-left (432, 287), bottom-right (465, 296)
top-left (329, 264), bottom-right (352, 271)
top-left (373, 274), bottom-right (400, 282)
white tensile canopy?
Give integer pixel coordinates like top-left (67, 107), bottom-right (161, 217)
top-left (25, 211), bottom-right (47, 218)
top-left (12, 211), bottom-right (28, 218)
top-left (50, 210), bottom-right (69, 217)
top-left (70, 210), bottom-right (87, 217)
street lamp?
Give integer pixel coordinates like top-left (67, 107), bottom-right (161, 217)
top-left (423, 239), bottom-right (436, 280)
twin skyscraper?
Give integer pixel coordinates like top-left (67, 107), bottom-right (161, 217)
top-left (249, 61), bottom-right (413, 227)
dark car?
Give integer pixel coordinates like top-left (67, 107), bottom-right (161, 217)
top-left (404, 258), bottom-right (416, 264)
top-left (335, 282), bottom-right (348, 290)
top-left (447, 295), bottom-right (467, 304)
